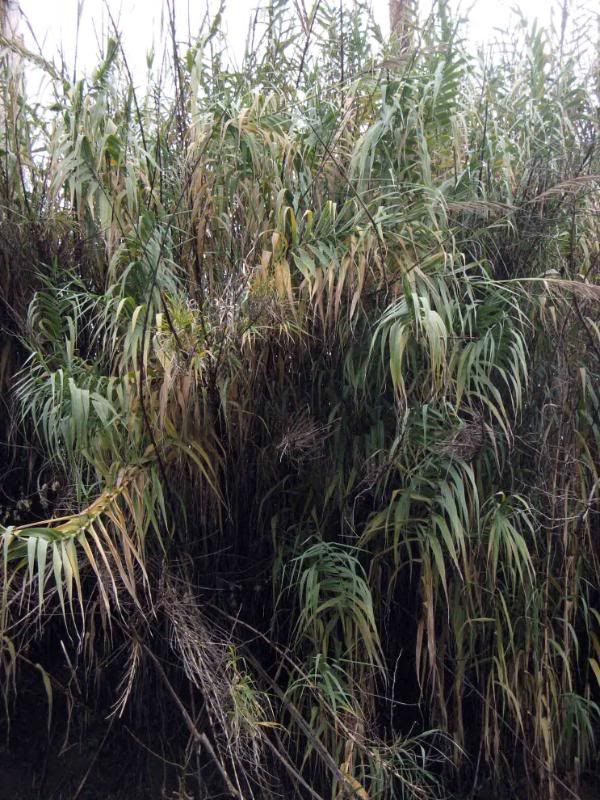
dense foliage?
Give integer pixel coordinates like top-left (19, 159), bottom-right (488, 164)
top-left (1, 1), bottom-right (599, 797)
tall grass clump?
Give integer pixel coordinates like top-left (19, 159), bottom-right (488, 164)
top-left (0, 1), bottom-right (599, 798)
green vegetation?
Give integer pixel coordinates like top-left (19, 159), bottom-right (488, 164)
top-left (0, 1), bottom-right (599, 798)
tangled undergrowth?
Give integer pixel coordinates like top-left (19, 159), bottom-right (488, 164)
top-left (0, 1), bottom-right (599, 798)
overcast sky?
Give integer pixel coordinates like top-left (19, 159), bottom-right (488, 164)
top-left (15, 0), bottom-right (583, 80)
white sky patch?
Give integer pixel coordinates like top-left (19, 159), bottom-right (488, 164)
top-left (15, 0), bottom-right (578, 81)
